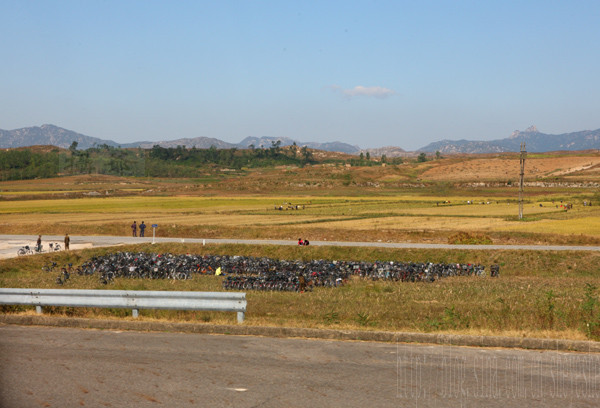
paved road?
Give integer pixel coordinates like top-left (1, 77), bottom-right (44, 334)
top-left (0, 325), bottom-right (598, 407)
top-left (1, 234), bottom-right (599, 260)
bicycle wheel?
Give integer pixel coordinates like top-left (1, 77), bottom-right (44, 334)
top-left (17, 248), bottom-right (26, 256)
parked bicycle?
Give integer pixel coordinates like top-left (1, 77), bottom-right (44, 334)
top-left (55, 264), bottom-right (72, 285)
top-left (42, 261), bottom-right (58, 273)
top-left (17, 245), bottom-right (34, 256)
top-left (58, 251), bottom-right (493, 290)
top-left (48, 242), bottom-right (62, 251)
top-left (17, 244), bottom-right (48, 255)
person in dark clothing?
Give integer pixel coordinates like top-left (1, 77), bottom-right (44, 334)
top-left (303, 239), bottom-right (310, 246)
top-left (139, 221), bottom-right (146, 237)
top-left (131, 221), bottom-right (137, 237)
top-left (64, 233), bottom-right (70, 250)
top-left (298, 273), bottom-right (306, 292)
top-left (36, 235), bottom-right (42, 252)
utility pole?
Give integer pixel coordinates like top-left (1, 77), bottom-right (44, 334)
top-left (518, 142), bottom-right (527, 220)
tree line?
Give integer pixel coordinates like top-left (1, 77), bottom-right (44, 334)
top-left (0, 142), bottom-right (315, 180)
top-left (0, 141), bottom-right (411, 181)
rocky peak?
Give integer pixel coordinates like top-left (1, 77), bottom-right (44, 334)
top-left (510, 125), bottom-right (538, 139)
top-left (524, 125), bottom-right (538, 133)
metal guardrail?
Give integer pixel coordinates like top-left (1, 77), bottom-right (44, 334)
top-left (0, 289), bottom-right (247, 323)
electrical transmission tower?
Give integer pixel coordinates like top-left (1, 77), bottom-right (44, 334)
top-left (518, 142), bottom-right (527, 220)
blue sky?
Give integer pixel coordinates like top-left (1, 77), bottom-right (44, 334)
top-left (1, 1), bottom-right (599, 150)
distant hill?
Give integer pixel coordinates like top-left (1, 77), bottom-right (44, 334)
top-left (304, 141), bottom-right (360, 154)
top-left (2, 123), bottom-right (598, 154)
top-left (0, 124), bottom-right (121, 150)
top-left (361, 146), bottom-right (411, 158)
top-left (418, 126), bottom-right (600, 153)
top-left (132, 137), bottom-right (236, 149)
top-left (418, 139), bottom-right (507, 154)
top-left (237, 136), bottom-right (360, 154)
top-left (0, 125), bottom-right (361, 154)
top-left (238, 136), bottom-right (297, 149)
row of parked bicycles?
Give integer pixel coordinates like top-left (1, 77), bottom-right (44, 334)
top-left (40, 261), bottom-right (72, 285)
top-left (17, 243), bottom-right (61, 256)
top-left (222, 259), bottom-right (488, 291)
top-left (43, 251), bottom-right (496, 291)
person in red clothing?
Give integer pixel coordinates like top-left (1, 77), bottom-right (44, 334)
top-left (298, 238), bottom-right (304, 245)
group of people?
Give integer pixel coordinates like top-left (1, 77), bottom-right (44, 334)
top-left (131, 221), bottom-right (147, 237)
top-left (297, 238), bottom-right (310, 246)
top-left (35, 234), bottom-right (70, 251)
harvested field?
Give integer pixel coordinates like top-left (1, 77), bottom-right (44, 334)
top-left (421, 153), bottom-right (600, 181)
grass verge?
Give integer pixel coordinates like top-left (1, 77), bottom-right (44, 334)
top-left (1, 243), bottom-right (600, 341)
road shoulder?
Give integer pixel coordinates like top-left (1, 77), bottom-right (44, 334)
top-left (1, 314), bottom-right (598, 353)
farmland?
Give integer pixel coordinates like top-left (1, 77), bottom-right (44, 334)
top-left (1, 149), bottom-right (599, 340)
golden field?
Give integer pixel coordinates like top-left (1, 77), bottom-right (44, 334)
top-left (1, 150), bottom-right (600, 340)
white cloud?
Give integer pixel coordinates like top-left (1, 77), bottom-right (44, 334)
top-left (327, 85), bottom-right (396, 99)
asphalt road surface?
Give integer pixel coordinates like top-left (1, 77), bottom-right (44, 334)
top-left (1, 234), bottom-right (599, 260)
top-left (0, 325), bottom-right (598, 408)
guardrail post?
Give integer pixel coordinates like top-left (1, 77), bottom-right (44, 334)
top-left (237, 311), bottom-right (244, 323)
top-left (132, 309), bottom-right (139, 318)
top-left (36, 305), bottom-right (42, 314)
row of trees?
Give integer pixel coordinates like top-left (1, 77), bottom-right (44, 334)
top-left (148, 141), bottom-right (314, 169)
top-left (0, 142), bottom-right (316, 180)
top-left (0, 142), bottom-right (425, 181)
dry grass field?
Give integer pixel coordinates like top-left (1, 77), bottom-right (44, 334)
top-left (1, 150), bottom-right (600, 340)
top-left (2, 242), bottom-right (600, 341)
top-left (1, 193), bottom-right (599, 245)
top-left (421, 152), bottom-right (600, 181)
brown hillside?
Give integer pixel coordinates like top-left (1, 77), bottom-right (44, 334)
top-left (421, 152), bottom-right (600, 182)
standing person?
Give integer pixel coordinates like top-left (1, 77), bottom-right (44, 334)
top-left (64, 233), bottom-right (70, 250)
top-left (36, 235), bottom-right (42, 252)
top-left (298, 273), bottom-right (306, 292)
top-left (139, 221), bottom-right (146, 237)
top-left (131, 221), bottom-right (137, 237)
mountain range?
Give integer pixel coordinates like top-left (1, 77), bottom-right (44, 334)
top-left (0, 124), bottom-right (361, 154)
top-left (0, 124), bottom-right (598, 155)
top-left (419, 126), bottom-right (600, 153)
